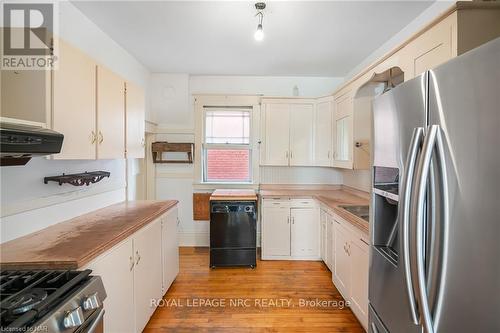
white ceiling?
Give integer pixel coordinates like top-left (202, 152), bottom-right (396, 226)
top-left (72, 1), bottom-right (434, 76)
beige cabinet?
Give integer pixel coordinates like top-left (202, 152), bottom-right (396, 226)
top-left (350, 236), bottom-right (369, 330)
top-left (333, 91), bottom-right (353, 169)
top-left (402, 12), bottom-right (457, 79)
top-left (289, 104), bottom-right (314, 166)
top-left (290, 207), bottom-right (320, 258)
top-left (261, 205), bottom-right (291, 257)
top-left (261, 198), bottom-right (320, 260)
top-left (133, 217), bottom-right (163, 333)
top-left (260, 99), bottom-right (314, 166)
top-left (314, 97), bottom-right (334, 166)
top-left (1, 69), bottom-right (50, 125)
top-left (86, 239), bottom-right (134, 333)
top-left (85, 206), bottom-right (179, 333)
top-left (96, 66), bottom-right (125, 159)
top-left (333, 221), bottom-right (351, 297)
top-left (52, 39), bottom-right (136, 160)
top-left (161, 206), bottom-right (179, 293)
top-left (125, 81), bottom-right (145, 159)
top-left (261, 103), bottom-right (290, 166)
top-left (331, 215), bottom-right (369, 330)
top-left (52, 40), bottom-right (97, 159)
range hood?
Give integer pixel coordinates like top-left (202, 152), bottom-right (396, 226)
top-left (0, 122), bottom-right (64, 166)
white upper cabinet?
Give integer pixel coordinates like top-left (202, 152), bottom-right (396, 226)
top-left (125, 81), bottom-right (145, 159)
top-left (96, 66), bottom-right (125, 159)
top-left (289, 104), bottom-right (314, 166)
top-left (261, 103), bottom-right (290, 166)
top-left (314, 97), bottom-right (334, 166)
top-left (333, 92), bottom-right (354, 169)
top-left (52, 40), bottom-right (96, 159)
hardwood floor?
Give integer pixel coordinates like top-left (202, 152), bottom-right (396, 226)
top-left (144, 247), bottom-right (364, 333)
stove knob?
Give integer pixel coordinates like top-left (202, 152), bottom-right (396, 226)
top-left (83, 292), bottom-right (101, 310)
top-left (63, 307), bottom-right (84, 328)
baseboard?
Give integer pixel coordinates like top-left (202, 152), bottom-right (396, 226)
top-left (179, 231), bottom-right (262, 247)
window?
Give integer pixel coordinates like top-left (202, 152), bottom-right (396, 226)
top-left (203, 108), bottom-right (252, 183)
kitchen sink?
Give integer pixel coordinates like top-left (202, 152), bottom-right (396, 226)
top-left (339, 205), bottom-right (370, 222)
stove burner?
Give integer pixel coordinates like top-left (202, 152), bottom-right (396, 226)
top-left (5, 288), bottom-right (48, 315)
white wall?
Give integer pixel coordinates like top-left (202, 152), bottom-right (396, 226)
top-left (0, 2), bottom-right (150, 243)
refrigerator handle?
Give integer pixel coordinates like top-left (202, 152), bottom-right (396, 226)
top-left (401, 127), bottom-right (424, 325)
top-left (414, 124), bottom-right (447, 333)
top-left (429, 125), bottom-right (450, 332)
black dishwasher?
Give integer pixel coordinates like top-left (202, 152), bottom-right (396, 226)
top-left (210, 201), bottom-right (257, 268)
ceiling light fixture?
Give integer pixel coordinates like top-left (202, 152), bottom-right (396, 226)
top-left (254, 2), bottom-right (266, 41)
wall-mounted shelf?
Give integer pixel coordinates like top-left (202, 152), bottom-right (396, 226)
top-left (152, 142), bottom-right (194, 164)
top-left (44, 171), bottom-right (110, 186)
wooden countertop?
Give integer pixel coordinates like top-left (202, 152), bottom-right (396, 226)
top-left (210, 189), bottom-right (257, 201)
top-left (260, 189), bottom-right (369, 234)
top-left (0, 200), bottom-right (178, 270)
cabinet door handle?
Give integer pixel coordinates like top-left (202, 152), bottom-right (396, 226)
top-left (98, 131), bottom-right (104, 144)
top-left (287, 216), bottom-right (290, 224)
top-left (290, 151), bottom-right (293, 159)
top-left (360, 238), bottom-right (369, 246)
top-left (90, 131), bottom-right (97, 144)
top-left (285, 151), bottom-right (289, 159)
top-left (135, 251), bottom-right (141, 265)
top-left (129, 255), bottom-right (135, 271)
top-left (292, 217), bottom-right (295, 224)
top-left (141, 137), bottom-right (145, 147)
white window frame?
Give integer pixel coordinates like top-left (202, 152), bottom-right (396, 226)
top-left (194, 95), bottom-right (261, 188)
top-left (202, 107), bottom-right (253, 183)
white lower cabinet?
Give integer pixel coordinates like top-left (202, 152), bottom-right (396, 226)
top-left (332, 215), bottom-right (369, 330)
top-left (349, 237), bottom-right (370, 329)
top-left (261, 199), bottom-right (319, 260)
top-left (85, 206), bottom-right (179, 333)
top-left (86, 239), bottom-right (134, 333)
top-left (326, 213), bottom-right (335, 271)
top-left (320, 210), bottom-right (327, 263)
top-left (333, 221), bottom-right (351, 298)
top-left (162, 206), bottom-right (180, 293)
top-left (133, 218), bottom-right (163, 333)
top-left (291, 208), bottom-right (320, 258)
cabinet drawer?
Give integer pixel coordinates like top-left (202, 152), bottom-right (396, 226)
top-left (290, 198), bottom-right (316, 208)
top-left (262, 198), bottom-right (290, 208)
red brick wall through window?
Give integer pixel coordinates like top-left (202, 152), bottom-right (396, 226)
top-left (206, 149), bottom-right (250, 182)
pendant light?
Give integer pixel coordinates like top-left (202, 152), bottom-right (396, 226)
top-left (254, 2), bottom-right (266, 41)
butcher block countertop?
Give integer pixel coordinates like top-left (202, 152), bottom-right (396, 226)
top-left (260, 188), bottom-right (370, 235)
top-left (0, 200), bottom-right (178, 270)
top-left (210, 189), bottom-right (257, 201)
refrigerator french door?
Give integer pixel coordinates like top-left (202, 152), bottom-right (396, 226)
top-left (369, 37), bottom-right (500, 333)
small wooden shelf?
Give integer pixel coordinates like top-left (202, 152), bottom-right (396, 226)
top-left (44, 171), bottom-right (110, 186)
top-left (152, 142), bottom-right (194, 164)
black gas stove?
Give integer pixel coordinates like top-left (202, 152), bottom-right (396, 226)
top-left (0, 269), bottom-right (106, 333)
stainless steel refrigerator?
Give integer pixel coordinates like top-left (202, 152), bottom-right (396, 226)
top-left (369, 37), bottom-right (500, 333)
